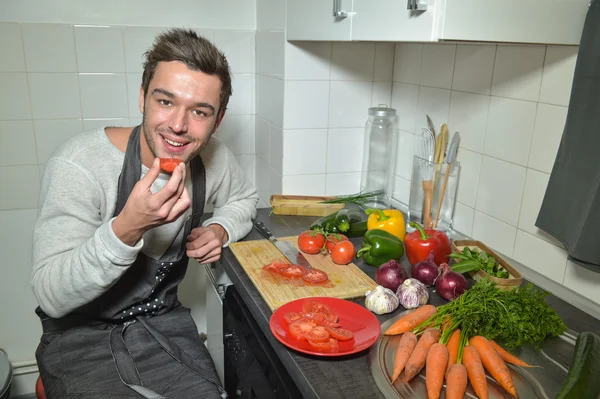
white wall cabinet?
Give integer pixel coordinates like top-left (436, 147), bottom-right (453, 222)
top-left (286, 0), bottom-right (590, 45)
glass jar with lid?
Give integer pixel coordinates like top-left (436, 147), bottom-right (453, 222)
top-left (359, 105), bottom-right (398, 209)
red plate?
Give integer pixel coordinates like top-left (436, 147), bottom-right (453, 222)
top-left (269, 297), bottom-right (381, 357)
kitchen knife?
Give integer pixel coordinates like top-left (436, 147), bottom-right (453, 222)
top-left (254, 221), bottom-right (312, 269)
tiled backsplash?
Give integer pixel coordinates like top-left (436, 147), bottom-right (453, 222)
top-left (254, 34), bottom-right (600, 307)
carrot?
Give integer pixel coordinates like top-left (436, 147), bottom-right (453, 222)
top-left (446, 329), bottom-right (461, 374)
top-left (403, 328), bottom-right (441, 382)
top-left (384, 304), bottom-right (437, 335)
top-left (490, 340), bottom-right (537, 368)
top-left (445, 363), bottom-right (468, 399)
top-left (470, 336), bottom-right (519, 398)
top-left (391, 332), bottom-right (418, 382)
top-left (462, 346), bottom-right (488, 399)
top-left (426, 343), bottom-right (448, 399)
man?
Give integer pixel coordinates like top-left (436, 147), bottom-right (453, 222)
top-left (30, 28), bottom-right (258, 398)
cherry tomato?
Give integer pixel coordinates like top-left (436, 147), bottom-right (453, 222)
top-left (304, 326), bottom-right (330, 343)
top-left (301, 269), bottom-right (329, 284)
top-left (297, 231), bottom-right (326, 254)
top-left (283, 312), bottom-right (302, 325)
top-left (307, 338), bottom-right (339, 353)
top-left (325, 234), bottom-right (348, 253)
top-left (159, 158), bottom-right (183, 173)
top-left (331, 240), bottom-right (355, 265)
top-left (327, 326), bottom-right (354, 341)
top-left (279, 265), bottom-right (306, 278)
top-left (288, 318), bottom-right (317, 341)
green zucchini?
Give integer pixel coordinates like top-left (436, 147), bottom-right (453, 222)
top-left (556, 331), bottom-right (600, 399)
top-left (334, 209), bottom-right (363, 233)
top-left (309, 211), bottom-right (340, 231)
top-left (345, 220), bottom-right (368, 238)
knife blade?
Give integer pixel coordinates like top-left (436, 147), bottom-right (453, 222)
top-left (253, 221), bottom-right (312, 269)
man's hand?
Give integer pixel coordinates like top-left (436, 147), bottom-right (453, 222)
top-left (186, 224), bottom-right (229, 264)
top-left (112, 158), bottom-right (191, 246)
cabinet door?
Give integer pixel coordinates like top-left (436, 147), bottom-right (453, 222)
top-left (286, 0), bottom-right (352, 41)
top-left (439, 0), bottom-right (589, 45)
top-left (351, 0), bottom-right (436, 42)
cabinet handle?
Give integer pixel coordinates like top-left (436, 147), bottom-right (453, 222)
top-left (407, 0), bottom-right (428, 11)
top-left (333, 0), bottom-right (348, 18)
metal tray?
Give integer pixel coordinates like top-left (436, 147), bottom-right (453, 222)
top-left (369, 310), bottom-right (578, 399)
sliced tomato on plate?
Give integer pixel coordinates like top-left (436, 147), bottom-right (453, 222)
top-left (301, 269), bottom-right (329, 284)
top-left (280, 265), bottom-right (307, 278)
top-left (283, 312), bottom-right (302, 325)
top-left (288, 318), bottom-right (317, 341)
top-left (307, 338), bottom-right (340, 353)
top-left (327, 326), bottom-right (354, 341)
top-left (302, 300), bottom-right (338, 324)
top-left (304, 326), bottom-right (330, 343)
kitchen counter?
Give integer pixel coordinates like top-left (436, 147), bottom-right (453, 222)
top-left (219, 208), bottom-right (600, 399)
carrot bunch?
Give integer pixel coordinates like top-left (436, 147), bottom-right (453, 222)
top-left (384, 305), bottom-right (537, 399)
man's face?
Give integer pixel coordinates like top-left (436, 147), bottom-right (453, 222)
top-left (139, 61), bottom-right (224, 164)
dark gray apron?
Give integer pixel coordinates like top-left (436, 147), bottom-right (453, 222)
top-left (34, 126), bottom-right (227, 398)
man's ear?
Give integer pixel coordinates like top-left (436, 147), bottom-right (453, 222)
top-left (212, 109), bottom-right (227, 134)
top-left (138, 87), bottom-right (145, 115)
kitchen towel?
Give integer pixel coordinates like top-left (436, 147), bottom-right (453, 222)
top-left (536, 0), bottom-right (600, 272)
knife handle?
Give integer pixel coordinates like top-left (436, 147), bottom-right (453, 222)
top-left (254, 221), bottom-right (276, 242)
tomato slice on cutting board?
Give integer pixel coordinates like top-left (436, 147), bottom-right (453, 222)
top-left (301, 269), bottom-right (329, 284)
top-left (279, 265), bottom-right (307, 278)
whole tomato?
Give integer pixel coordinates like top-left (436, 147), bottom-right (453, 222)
top-left (325, 233), bottom-right (348, 253)
top-left (331, 240), bottom-right (355, 265)
top-left (297, 230), bottom-right (326, 254)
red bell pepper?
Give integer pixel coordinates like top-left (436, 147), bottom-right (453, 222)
top-left (404, 221), bottom-right (451, 266)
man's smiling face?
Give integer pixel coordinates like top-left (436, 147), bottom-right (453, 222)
top-left (139, 60), bottom-right (224, 165)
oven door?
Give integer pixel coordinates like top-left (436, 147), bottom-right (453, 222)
top-left (205, 261), bottom-right (232, 385)
top-left (223, 285), bottom-right (302, 399)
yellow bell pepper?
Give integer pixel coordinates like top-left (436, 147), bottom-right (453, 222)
top-left (365, 208), bottom-right (406, 241)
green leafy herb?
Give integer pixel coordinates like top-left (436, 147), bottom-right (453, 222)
top-left (319, 190), bottom-right (384, 209)
top-left (413, 279), bottom-right (567, 349)
top-left (449, 247), bottom-right (510, 278)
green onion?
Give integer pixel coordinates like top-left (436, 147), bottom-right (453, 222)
top-left (319, 190), bottom-right (384, 209)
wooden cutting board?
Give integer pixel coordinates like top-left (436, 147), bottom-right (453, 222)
top-left (229, 236), bottom-right (377, 311)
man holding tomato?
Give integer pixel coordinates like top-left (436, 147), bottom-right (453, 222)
top-left (30, 28), bottom-right (258, 398)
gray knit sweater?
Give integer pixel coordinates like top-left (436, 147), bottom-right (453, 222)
top-left (31, 127), bottom-right (259, 318)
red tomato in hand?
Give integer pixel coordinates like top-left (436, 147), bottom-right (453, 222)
top-left (331, 240), bottom-right (355, 265)
top-left (325, 234), bottom-right (348, 253)
top-left (298, 231), bottom-right (326, 254)
top-left (159, 158), bottom-right (183, 173)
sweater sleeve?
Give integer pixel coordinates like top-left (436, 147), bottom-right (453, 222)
top-left (31, 158), bottom-right (142, 318)
top-left (201, 140), bottom-right (259, 245)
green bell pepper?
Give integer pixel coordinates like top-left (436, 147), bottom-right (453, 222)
top-left (356, 229), bottom-right (405, 267)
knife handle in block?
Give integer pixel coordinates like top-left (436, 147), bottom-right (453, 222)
top-left (254, 221), bottom-right (276, 242)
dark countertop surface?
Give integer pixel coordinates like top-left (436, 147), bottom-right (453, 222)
top-left (219, 208), bottom-right (600, 399)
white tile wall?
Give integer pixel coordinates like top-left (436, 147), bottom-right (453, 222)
top-left (389, 41), bottom-right (593, 307)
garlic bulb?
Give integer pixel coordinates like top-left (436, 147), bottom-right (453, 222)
top-left (365, 285), bottom-right (400, 315)
top-left (396, 278), bottom-right (429, 309)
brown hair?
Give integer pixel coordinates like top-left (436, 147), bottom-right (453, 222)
top-left (141, 28), bottom-right (232, 115)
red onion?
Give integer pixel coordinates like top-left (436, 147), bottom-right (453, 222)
top-left (375, 259), bottom-right (408, 292)
top-left (411, 251), bottom-right (439, 287)
top-left (435, 263), bottom-right (467, 301)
